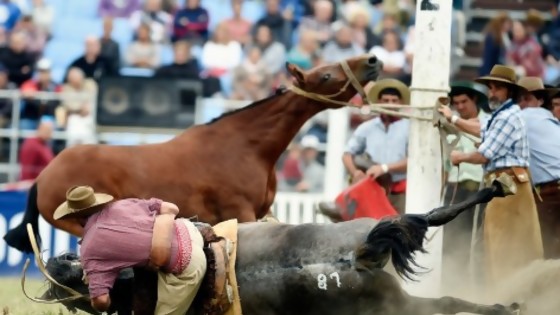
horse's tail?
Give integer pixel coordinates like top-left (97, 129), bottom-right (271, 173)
top-left (3, 183), bottom-right (40, 253)
top-left (355, 214), bottom-right (429, 281)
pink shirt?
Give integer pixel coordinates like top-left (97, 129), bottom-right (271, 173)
top-left (80, 198), bottom-right (191, 298)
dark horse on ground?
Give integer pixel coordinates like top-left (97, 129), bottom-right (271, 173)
top-left (26, 179), bottom-right (521, 315)
top-left (4, 55), bottom-right (380, 253)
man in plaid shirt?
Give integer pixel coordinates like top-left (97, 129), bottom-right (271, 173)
top-left (446, 65), bottom-right (543, 291)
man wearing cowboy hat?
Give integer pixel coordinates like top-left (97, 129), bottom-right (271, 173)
top-left (440, 81), bottom-right (489, 296)
top-left (54, 186), bottom-right (207, 314)
top-left (517, 76), bottom-right (560, 259)
top-left (447, 65), bottom-right (543, 288)
top-left (319, 78), bottom-right (411, 218)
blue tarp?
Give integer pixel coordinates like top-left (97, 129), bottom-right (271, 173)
top-left (0, 191), bottom-right (80, 277)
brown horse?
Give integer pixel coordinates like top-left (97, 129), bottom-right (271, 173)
top-left (4, 54), bottom-right (383, 253)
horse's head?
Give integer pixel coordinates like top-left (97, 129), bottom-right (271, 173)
top-left (286, 54), bottom-right (383, 108)
top-left (24, 252), bottom-right (136, 315)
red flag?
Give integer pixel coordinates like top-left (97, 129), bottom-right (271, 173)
top-left (335, 178), bottom-right (399, 221)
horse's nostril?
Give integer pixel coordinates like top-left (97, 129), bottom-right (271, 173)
top-left (368, 56), bottom-right (377, 65)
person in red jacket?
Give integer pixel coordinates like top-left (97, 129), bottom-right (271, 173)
top-left (18, 118), bottom-right (54, 180)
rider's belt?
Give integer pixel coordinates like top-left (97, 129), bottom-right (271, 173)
top-left (484, 167), bottom-right (529, 186)
top-left (535, 179), bottom-right (560, 195)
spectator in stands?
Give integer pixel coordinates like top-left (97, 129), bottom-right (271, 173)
top-left (0, 31), bottom-right (34, 86)
top-left (0, 26), bottom-right (6, 48)
top-left (297, 0), bottom-right (334, 47)
top-left (12, 15), bottom-right (47, 59)
top-left (369, 30), bottom-right (407, 79)
top-left (126, 23), bottom-right (161, 69)
top-left (154, 40), bottom-right (199, 79)
top-left (223, 0), bottom-right (252, 46)
top-left (98, 0), bottom-right (140, 18)
top-left (171, 0), bottom-right (209, 44)
top-left (0, 63), bottom-right (16, 127)
top-left (278, 135), bottom-right (325, 193)
top-left (346, 3), bottom-right (378, 51)
top-left (65, 36), bottom-right (115, 82)
top-left (19, 58), bottom-right (61, 130)
top-left (479, 12), bottom-right (511, 76)
top-left (18, 117), bottom-right (54, 181)
top-left (99, 17), bottom-right (121, 75)
top-left (506, 20), bottom-right (544, 79)
top-left (252, 24), bottom-right (286, 76)
top-left (374, 12), bottom-right (402, 40)
top-left (254, 0), bottom-right (294, 48)
top-left (321, 21), bottom-right (364, 63)
top-left (129, 0), bottom-right (172, 44)
top-left (30, 0), bottom-right (53, 36)
top-left (200, 22), bottom-right (242, 78)
top-left (286, 29), bottom-right (320, 70)
top-left (58, 68), bottom-right (97, 147)
top-left (543, 7), bottom-right (560, 85)
top-left (231, 46), bottom-right (272, 101)
top-left (0, 0), bottom-right (22, 31)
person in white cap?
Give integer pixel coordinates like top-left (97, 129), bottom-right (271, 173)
top-left (279, 135), bottom-right (325, 193)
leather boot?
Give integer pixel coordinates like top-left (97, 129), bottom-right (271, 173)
top-left (317, 201), bottom-right (343, 223)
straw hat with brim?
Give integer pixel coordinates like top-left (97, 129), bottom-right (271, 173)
top-left (518, 76), bottom-right (560, 99)
top-left (449, 81), bottom-right (490, 112)
top-left (367, 78), bottom-right (410, 105)
top-left (53, 186), bottom-right (114, 220)
top-left (475, 65), bottom-right (527, 92)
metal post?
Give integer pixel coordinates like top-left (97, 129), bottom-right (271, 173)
top-left (402, 0), bottom-right (452, 297)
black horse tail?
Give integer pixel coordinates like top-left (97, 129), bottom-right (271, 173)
top-left (3, 183), bottom-right (40, 253)
top-left (355, 214), bottom-right (429, 281)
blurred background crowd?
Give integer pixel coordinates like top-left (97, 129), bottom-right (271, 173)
top-left (0, 0), bottom-right (557, 192)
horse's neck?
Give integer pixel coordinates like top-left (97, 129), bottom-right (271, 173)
top-left (216, 92), bottom-right (325, 165)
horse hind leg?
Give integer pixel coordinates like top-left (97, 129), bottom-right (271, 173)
top-left (404, 296), bottom-right (521, 315)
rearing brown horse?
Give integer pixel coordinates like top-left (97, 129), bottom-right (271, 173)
top-left (4, 54), bottom-right (382, 253)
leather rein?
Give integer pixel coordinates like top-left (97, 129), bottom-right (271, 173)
top-left (288, 60), bottom-right (368, 107)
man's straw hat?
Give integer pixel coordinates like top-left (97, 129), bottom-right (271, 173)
top-left (517, 76), bottom-right (560, 99)
top-left (53, 186), bottom-right (114, 220)
top-left (367, 79), bottom-right (410, 104)
top-left (475, 65), bottom-right (526, 92)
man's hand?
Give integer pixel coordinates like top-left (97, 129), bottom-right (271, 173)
top-left (366, 165), bottom-right (387, 179)
top-left (438, 104), bottom-right (453, 121)
top-left (92, 294), bottom-right (111, 312)
top-left (351, 170), bottom-right (366, 184)
top-left (450, 151), bottom-right (464, 166)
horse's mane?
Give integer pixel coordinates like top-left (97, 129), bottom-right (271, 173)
top-left (205, 87), bottom-right (288, 125)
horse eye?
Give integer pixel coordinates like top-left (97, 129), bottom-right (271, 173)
top-left (322, 74), bottom-right (331, 81)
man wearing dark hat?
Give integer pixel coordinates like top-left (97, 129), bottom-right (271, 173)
top-left (447, 65), bottom-right (543, 288)
top-left (54, 186), bottom-right (209, 314)
top-left (517, 76), bottom-right (560, 259)
top-left (440, 81), bottom-right (489, 296)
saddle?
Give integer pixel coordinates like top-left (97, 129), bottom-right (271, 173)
top-left (193, 221), bottom-right (237, 315)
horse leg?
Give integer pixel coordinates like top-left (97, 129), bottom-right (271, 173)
top-left (403, 296), bottom-right (521, 315)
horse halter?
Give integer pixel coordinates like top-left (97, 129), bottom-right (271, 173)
top-left (289, 60), bottom-right (369, 107)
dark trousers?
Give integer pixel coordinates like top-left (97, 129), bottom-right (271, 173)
top-left (441, 180), bottom-right (486, 295)
top-left (535, 182), bottom-right (560, 259)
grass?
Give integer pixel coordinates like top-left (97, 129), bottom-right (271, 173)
top-left (0, 277), bottom-right (88, 315)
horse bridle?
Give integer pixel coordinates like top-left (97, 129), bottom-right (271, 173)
top-left (289, 60), bottom-right (369, 107)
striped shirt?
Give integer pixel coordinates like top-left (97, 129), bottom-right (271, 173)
top-left (478, 99), bottom-right (530, 172)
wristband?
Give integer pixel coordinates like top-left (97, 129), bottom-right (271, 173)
top-left (381, 164), bottom-right (389, 173)
top-left (451, 115), bottom-right (459, 124)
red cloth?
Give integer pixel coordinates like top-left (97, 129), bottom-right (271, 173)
top-left (18, 137), bottom-right (54, 181)
top-left (335, 178), bottom-right (398, 221)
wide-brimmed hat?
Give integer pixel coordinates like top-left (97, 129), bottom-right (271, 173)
top-left (449, 81), bottom-right (490, 112)
top-left (53, 186), bottom-right (114, 220)
top-left (367, 79), bottom-right (410, 104)
top-left (475, 65), bottom-right (526, 92)
top-left (517, 76), bottom-right (560, 99)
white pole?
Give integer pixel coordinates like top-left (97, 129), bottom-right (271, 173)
top-left (402, 0), bottom-right (452, 297)
top-left (323, 108), bottom-right (350, 200)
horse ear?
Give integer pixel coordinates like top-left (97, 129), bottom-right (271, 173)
top-left (286, 62), bottom-right (306, 84)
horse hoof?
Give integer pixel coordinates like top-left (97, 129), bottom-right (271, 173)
top-left (316, 202), bottom-right (343, 222)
